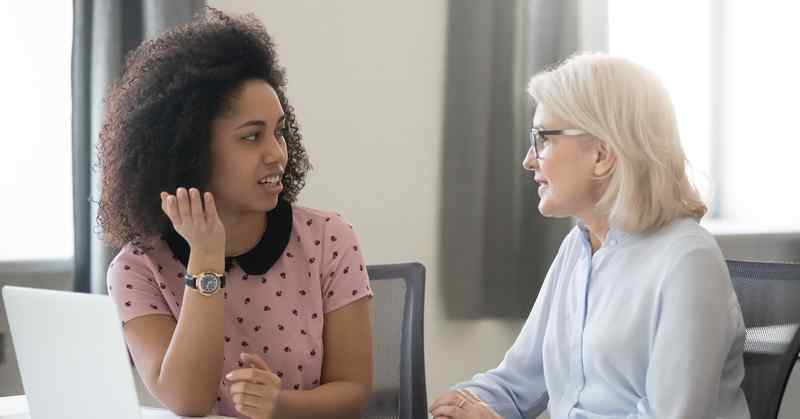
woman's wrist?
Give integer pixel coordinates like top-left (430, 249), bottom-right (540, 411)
top-left (273, 389), bottom-right (289, 418)
top-left (187, 247), bottom-right (225, 274)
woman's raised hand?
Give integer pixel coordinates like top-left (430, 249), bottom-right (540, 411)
top-left (160, 187), bottom-right (226, 255)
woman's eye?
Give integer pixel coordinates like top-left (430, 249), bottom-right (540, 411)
top-left (243, 132), bottom-right (259, 142)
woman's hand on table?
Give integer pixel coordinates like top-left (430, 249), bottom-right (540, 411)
top-left (226, 352), bottom-right (282, 419)
top-left (429, 389), bottom-right (502, 419)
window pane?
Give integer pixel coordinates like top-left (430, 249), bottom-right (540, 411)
top-left (0, 3), bottom-right (73, 261)
top-left (608, 0), bottom-right (713, 207)
top-left (721, 2), bottom-right (800, 223)
top-left (609, 1), bottom-right (800, 229)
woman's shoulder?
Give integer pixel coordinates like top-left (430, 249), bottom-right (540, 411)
top-left (118, 235), bottom-right (173, 257)
top-left (635, 218), bottom-right (729, 287)
top-left (292, 205), bottom-right (342, 219)
top-left (647, 217), bottom-right (719, 254)
top-left (109, 236), bottom-right (175, 274)
top-left (291, 205), bottom-right (356, 231)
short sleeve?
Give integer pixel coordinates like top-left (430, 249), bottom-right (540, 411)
top-left (319, 214), bottom-right (372, 313)
top-left (107, 244), bottom-right (173, 324)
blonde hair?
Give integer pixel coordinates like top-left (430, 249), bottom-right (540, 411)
top-left (527, 53), bottom-right (707, 233)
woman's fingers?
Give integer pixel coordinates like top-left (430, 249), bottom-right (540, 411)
top-left (231, 392), bottom-right (263, 408)
top-left (227, 373), bottom-right (279, 419)
top-left (226, 366), bottom-right (278, 386)
top-left (160, 188), bottom-right (226, 252)
top-left (176, 187), bottom-right (191, 223)
top-left (429, 390), bottom-right (462, 412)
top-left (204, 192), bottom-right (219, 223)
top-left (430, 389), bottom-right (498, 419)
top-left (460, 389), bottom-right (483, 404)
top-left (164, 193), bottom-right (181, 226)
top-left (189, 188), bottom-right (204, 222)
top-left (229, 380), bottom-right (265, 397)
top-left (430, 405), bottom-right (459, 418)
top-left (233, 353), bottom-right (282, 386)
top-left (236, 403), bottom-right (269, 419)
top-left (161, 188), bottom-right (215, 227)
top-left (159, 192), bottom-right (172, 220)
top-left (231, 386), bottom-right (266, 406)
top-left (242, 352), bottom-right (272, 373)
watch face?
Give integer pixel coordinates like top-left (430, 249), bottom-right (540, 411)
top-left (199, 274), bottom-right (220, 294)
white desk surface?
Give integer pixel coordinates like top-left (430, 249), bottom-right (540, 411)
top-left (0, 395), bottom-right (234, 419)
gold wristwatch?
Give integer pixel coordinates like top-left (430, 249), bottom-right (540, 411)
top-left (184, 271), bottom-right (226, 296)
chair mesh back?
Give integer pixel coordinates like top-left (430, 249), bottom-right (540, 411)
top-left (362, 263), bottom-right (427, 419)
top-left (366, 278), bottom-right (406, 419)
top-left (727, 260), bottom-right (800, 419)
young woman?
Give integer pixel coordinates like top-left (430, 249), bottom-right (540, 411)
top-left (430, 54), bottom-right (749, 419)
top-left (99, 9), bottom-right (372, 419)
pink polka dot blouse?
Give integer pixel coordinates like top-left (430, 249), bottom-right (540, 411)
top-left (106, 201), bottom-right (372, 416)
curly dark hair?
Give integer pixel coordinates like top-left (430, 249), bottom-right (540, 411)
top-left (97, 8), bottom-right (310, 249)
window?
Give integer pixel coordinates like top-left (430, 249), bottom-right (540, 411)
top-left (0, 3), bottom-right (73, 261)
top-left (608, 1), bottom-right (713, 209)
top-left (609, 1), bottom-right (800, 231)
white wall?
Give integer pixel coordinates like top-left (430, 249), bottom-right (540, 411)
top-left (207, 0), bottom-right (526, 405)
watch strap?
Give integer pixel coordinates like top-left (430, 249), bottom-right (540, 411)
top-left (185, 272), bottom-right (226, 289)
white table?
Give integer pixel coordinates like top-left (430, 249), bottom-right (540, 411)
top-left (0, 395), bottom-right (234, 419)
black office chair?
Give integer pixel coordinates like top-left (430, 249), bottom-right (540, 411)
top-left (727, 260), bottom-right (800, 419)
top-left (362, 263), bottom-right (427, 419)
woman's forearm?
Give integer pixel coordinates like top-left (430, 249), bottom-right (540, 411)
top-left (274, 381), bottom-right (371, 419)
top-left (154, 250), bottom-right (226, 415)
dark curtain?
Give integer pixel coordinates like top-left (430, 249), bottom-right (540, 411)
top-left (72, 0), bottom-right (204, 293)
top-left (440, 0), bottom-right (585, 318)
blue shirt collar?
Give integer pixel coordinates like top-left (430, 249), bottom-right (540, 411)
top-left (576, 220), bottom-right (631, 252)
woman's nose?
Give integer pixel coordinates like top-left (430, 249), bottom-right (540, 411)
top-left (262, 136), bottom-right (286, 165)
top-left (522, 148), bottom-right (538, 171)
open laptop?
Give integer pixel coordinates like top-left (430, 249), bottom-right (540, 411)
top-left (2, 286), bottom-right (230, 419)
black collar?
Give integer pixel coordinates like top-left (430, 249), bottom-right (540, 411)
top-left (163, 199), bottom-right (293, 275)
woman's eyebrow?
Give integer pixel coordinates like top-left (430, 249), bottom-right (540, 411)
top-left (235, 120), bottom-right (267, 130)
top-left (235, 114), bottom-right (285, 130)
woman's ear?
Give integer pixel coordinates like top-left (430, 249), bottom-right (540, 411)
top-left (593, 141), bottom-right (616, 177)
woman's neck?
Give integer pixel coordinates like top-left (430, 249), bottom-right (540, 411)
top-left (219, 209), bottom-right (267, 257)
top-left (580, 213), bottom-right (610, 254)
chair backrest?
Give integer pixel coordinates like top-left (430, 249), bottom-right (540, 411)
top-left (363, 262), bottom-right (427, 419)
top-left (727, 260), bottom-right (800, 419)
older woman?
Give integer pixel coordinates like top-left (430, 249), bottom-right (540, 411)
top-left (430, 54), bottom-right (749, 419)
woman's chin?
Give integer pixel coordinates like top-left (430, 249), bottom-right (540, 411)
top-left (245, 195), bottom-right (279, 213)
top-left (538, 201), bottom-right (553, 217)
top-left (262, 196), bottom-right (280, 212)
top-left (538, 202), bottom-right (568, 219)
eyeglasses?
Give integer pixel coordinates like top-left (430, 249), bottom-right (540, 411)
top-left (528, 127), bottom-right (588, 160)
